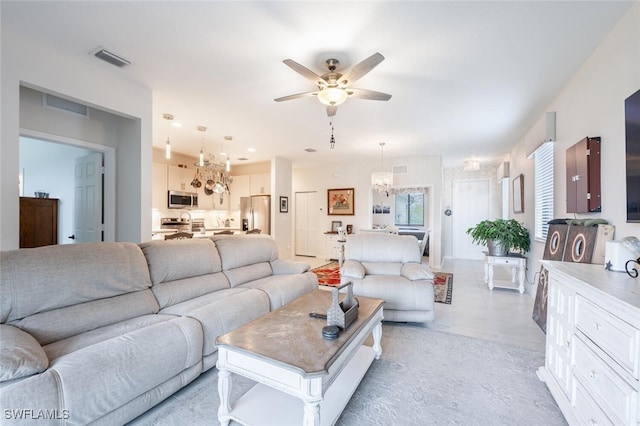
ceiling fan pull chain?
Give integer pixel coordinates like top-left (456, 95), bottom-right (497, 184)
top-left (329, 120), bottom-right (335, 149)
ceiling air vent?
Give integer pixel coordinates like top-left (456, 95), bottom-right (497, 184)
top-left (392, 165), bottom-right (408, 174)
top-left (93, 47), bottom-right (130, 68)
top-left (44, 94), bottom-right (88, 116)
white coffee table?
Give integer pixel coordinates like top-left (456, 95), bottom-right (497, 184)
top-left (216, 290), bottom-right (384, 426)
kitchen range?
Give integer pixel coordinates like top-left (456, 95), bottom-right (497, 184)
top-left (153, 213), bottom-right (241, 240)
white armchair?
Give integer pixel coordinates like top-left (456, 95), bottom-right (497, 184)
top-left (341, 233), bottom-right (435, 323)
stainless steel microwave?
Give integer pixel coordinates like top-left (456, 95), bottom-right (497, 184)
top-left (168, 190), bottom-right (198, 209)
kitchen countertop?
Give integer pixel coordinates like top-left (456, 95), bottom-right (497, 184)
top-left (151, 228), bottom-right (242, 240)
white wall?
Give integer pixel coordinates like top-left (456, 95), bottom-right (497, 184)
top-left (509, 2), bottom-right (640, 292)
top-left (272, 156), bottom-right (293, 259)
top-left (292, 154), bottom-right (443, 267)
top-left (1, 29), bottom-right (152, 249)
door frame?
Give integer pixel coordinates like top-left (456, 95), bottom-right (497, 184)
top-left (20, 128), bottom-right (116, 242)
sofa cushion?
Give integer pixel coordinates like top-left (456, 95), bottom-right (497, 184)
top-left (362, 261), bottom-right (402, 276)
top-left (42, 314), bottom-right (179, 362)
top-left (212, 235), bottom-right (278, 270)
top-left (151, 274), bottom-right (230, 310)
top-left (48, 316), bottom-right (203, 425)
top-left (0, 324), bottom-right (48, 382)
top-left (1, 242), bottom-right (152, 324)
top-left (223, 262), bottom-right (273, 287)
top-left (237, 272), bottom-right (319, 309)
top-left (270, 259), bottom-right (310, 274)
top-left (8, 290), bottom-right (160, 346)
top-left (345, 233), bottom-right (421, 263)
top-left (159, 288), bottom-right (270, 356)
top-left (140, 239), bottom-right (222, 284)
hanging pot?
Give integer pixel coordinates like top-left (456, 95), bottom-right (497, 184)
top-left (204, 186), bottom-right (214, 196)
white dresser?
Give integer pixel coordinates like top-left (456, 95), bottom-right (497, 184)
top-left (538, 261), bottom-right (640, 425)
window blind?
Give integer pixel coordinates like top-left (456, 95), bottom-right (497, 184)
top-left (533, 142), bottom-right (554, 242)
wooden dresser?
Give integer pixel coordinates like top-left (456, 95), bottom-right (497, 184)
top-left (538, 261), bottom-right (640, 425)
top-left (19, 197), bottom-right (59, 248)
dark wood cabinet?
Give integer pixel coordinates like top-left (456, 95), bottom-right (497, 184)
top-left (20, 197), bottom-right (59, 248)
top-left (566, 136), bottom-right (601, 213)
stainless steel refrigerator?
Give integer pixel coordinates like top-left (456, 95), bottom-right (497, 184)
top-left (240, 195), bottom-right (270, 235)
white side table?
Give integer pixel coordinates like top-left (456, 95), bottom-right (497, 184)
top-left (483, 252), bottom-right (526, 293)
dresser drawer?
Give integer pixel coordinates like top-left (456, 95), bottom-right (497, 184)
top-left (575, 295), bottom-right (640, 378)
top-left (572, 378), bottom-right (615, 426)
top-left (573, 335), bottom-right (638, 425)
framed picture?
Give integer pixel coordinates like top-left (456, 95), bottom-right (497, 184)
top-left (513, 174), bottom-right (524, 213)
top-left (328, 188), bottom-right (354, 215)
top-left (331, 221), bottom-right (342, 232)
top-left (279, 196), bottom-right (288, 213)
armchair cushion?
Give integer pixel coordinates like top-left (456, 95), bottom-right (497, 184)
top-left (401, 263), bottom-right (435, 281)
top-left (0, 324), bottom-right (49, 382)
top-left (341, 259), bottom-right (365, 279)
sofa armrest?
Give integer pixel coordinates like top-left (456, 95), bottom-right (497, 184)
top-left (270, 259), bottom-right (310, 275)
top-left (0, 324), bottom-right (49, 382)
top-left (401, 263), bottom-right (434, 281)
top-left (341, 260), bottom-right (365, 279)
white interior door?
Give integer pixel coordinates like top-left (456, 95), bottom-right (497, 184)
top-left (295, 192), bottom-right (318, 256)
top-left (74, 152), bottom-right (104, 243)
top-left (452, 179), bottom-right (490, 260)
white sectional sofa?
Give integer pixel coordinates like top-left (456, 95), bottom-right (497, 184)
top-left (0, 235), bottom-right (317, 425)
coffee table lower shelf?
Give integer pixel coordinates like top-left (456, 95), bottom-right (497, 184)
top-left (225, 345), bottom-right (375, 426)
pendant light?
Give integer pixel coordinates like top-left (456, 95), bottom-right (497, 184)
top-left (371, 142), bottom-right (393, 196)
top-left (163, 113), bottom-right (174, 159)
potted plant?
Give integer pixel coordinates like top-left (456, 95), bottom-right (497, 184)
top-left (466, 219), bottom-right (530, 256)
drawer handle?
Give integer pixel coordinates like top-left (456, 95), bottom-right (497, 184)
top-left (593, 323), bottom-right (601, 331)
top-left (566, 341), bottom-right (571, 349)
top-left (589, 371), bottom-right (597, 379)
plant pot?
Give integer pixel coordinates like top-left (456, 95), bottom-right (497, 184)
top-left (487, 239), bottom-right (507, 256)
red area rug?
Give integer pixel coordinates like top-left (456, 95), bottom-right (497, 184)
top-left (311, 262), bottom-right (453, 304)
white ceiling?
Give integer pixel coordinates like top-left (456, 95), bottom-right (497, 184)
top-left (2, 1), bottom-right (633, 168)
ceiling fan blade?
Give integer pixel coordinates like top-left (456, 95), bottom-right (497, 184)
top-left (326, 105), bottom-right (337, 117)
top-left (338, 53), bottom-right (385, 87)
top-left (282, 59), bottom-right (326, 87)
top-left (347, 88), bottom-right (392, 101)
top-left (274, 91), bottom-right (318, 102)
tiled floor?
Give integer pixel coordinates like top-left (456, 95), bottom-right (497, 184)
top-left (297, 255), bottom-right (546, 352)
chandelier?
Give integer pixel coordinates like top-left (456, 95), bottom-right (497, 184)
top-left (371, 142), bottom-right (393, 196)
top-left (190, 126), bottom-right (233, 197)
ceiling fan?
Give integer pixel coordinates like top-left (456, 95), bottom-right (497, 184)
top-left (274, 52), bottom-right (392, 117)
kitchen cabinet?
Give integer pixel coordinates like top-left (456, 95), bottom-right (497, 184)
top-left (152, 163), bottom-right (168, 209)
top-left (566, 136), bottom-right (601, 213)
top-left (229, 175), bottom-right (250, 210)
top-left (250, 173), bottom-right (270, 195)
top-left (538, 261), bottom-right (640, 426)
top-left (20, 197), bottom-right (58, 248)
top-left (167, 165), bottom-right (195, 192)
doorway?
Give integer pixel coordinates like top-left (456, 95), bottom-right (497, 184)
top-left (452, 179), bottom-right (490, 260)
top-left (19, 131), bottom-right (116, 243)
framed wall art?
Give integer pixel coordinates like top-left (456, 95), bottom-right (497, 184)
top-left (327, 188), bottom-right (354, 215)
top-left (513, 174), bottom-right (524, 213)
top-left (331, 221), bottom-right (342, 232)
top-left (279, 196), bottom-right (288, 213)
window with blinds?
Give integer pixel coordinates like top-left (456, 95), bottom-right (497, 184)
top-left (532, 142), bottom-right (554, 242)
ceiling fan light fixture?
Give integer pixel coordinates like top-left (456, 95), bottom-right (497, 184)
top-left (317, 87), bottom-right (348, 106)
